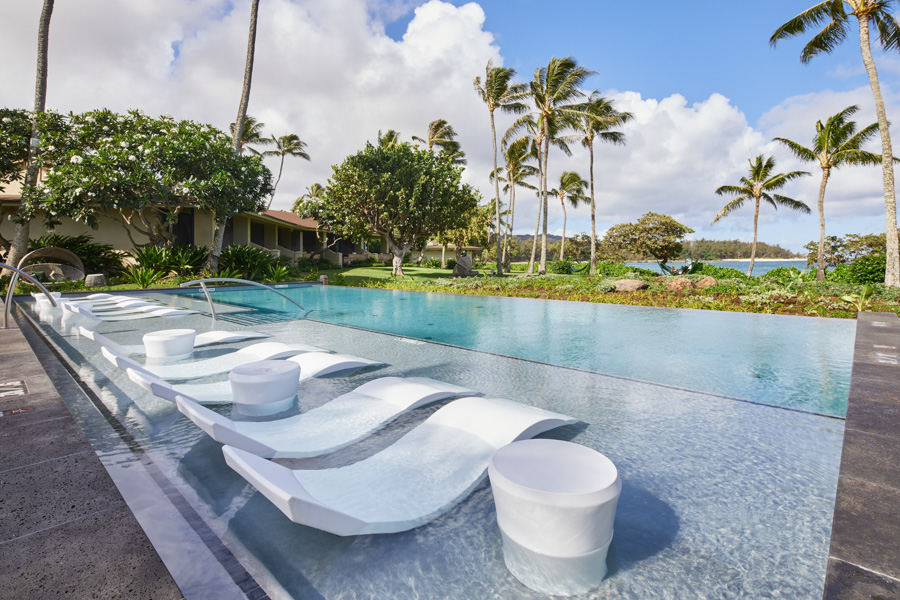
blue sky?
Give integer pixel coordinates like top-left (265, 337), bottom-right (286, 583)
top-left (2, 0), bottom-right (898, 252)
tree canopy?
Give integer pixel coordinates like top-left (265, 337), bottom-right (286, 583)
top-left (23, 108), bottom-right (272, 247)
top-left (299, 142), bottom-right (479, 275)
top-left (0, 108), bottom-right (33, 193)
top-left (602, 212), bottom-right (694, 266)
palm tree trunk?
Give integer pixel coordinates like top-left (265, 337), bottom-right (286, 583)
top-left (266, 152), bottom-right (285, 210)
top-left (816, 167), bottom-right (830, 281)
top-left (7, 0), bottom-right (54, 272)
top-left (504, 184), bottom-right (516, 271)
top-left (858, 15), bottom-right (899, 287)
top-left (539, 124), bottom-right (550, 274)
top-left (588, 142), bottom-right (597, 276)
top-left (527, 195), bottom-right (541, 274)
top-left (441, 244), bottom-right (446, 269)
top-left (560, 196), bottom-right (567, 262)
top-left (749, 197), bottom-right (760, 277)
top-left (490, 108), bottom-right (502, 277)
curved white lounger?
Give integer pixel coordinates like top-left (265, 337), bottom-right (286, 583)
top-left (100, 341), bottom-right (324, 380)
top-left (174, 375), bottom-right (477, 458)
top-left (222, 396), bottom-right (577, 536)
top-left (78, 326), bottom-right (269, 356)
top-left (63, 301), bottom-right (193, 320)
top-left (124, 352), bottom-right (383, 404)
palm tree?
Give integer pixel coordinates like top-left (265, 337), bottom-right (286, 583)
top-left (526, 57), bottom-right (596, 274)
top-left (550, 171), bottom-right (589, 262)
top-left (774, 105), bottom-right (883, 280)
top-left (474, 59), bottom-right (528, 277)
top-left (291, 183), bottom-right (325, 213)
top-left (413, 119), bottom-right (458, 151)
top-left (262, 134), bottom-right (310, 209)
top-left (576, 92), bottom-right (633, 275)
top-left (377, 129), bottom-right (402, 147)
top-left (229, 115), bottom-right (272, 156)
top-left (713, 155), bottom-right (811, 276)
top-left (7, 0), bottom-right (54, 271)
top-left (771, 1), bottom-right (900, 286)
top-left (492, 138), bottom-right (538, 268)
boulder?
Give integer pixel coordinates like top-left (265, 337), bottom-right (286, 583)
top-left (665, 277), bottom-right (694, 292)
top-left (85, 273), bottom-right (107, 288)
top-left (614, 279), bottom-right (649, 292)
top-left (694, 276), bottom-right (717, 289)
top-left (453, 255), bottom-right (479, 277)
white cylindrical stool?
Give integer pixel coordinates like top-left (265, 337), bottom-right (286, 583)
top-left (488, 439), bottom-right (621, 596)
top-left (143, 329), bottom-right (197, 362)
top-left (229, 360), bottom-right (300, 416)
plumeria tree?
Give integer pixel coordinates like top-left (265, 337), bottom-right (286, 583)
top-left (603, 212), bottom-right (695, 268)
top-left (299, 142), bottom-right (479, 276)
top-left (0, 109), bottom-right (34, 253)
top-left (24, 109), bottom-right (272, 247)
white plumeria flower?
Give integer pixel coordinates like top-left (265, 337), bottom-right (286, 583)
top-left (128, 155), bottom-right (136, 161)
top-left (102, 126), bottom-right (109, 131)
top-left (70, 155), bottom-right (83, 164)
top-left (46, 145), bottom-right (55, 151)
top-left (74, 187), bottom-right (83, 195)
top-left (119, 142), bottom-right (127, 148)
top-left (1, 117), bottom-right (10, 123)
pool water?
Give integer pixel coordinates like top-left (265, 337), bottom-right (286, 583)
top-left (22, 290), bottom-right (847, 599)
top-left (184, 285), bottom-right (854, 417)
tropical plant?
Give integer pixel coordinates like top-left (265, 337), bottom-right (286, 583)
top-left (474, 59), bottom-right (528, 277)
top-left (848, 253), bottom-right (888, 284)
top-left (771, 0), bottom-right (900, 287)
top-left (131, 245), bottom-right (170, 273)
top-left (774, 105), bottom-right (883, 280)
top-left (0, 108), bottom-right (32, 196)
top-left (841, 283), bottom-right (875, 310)
top-left (28, 233), bottom-right (125, 276)
top-left (549, 171), bottom-right (588, 261)
top-left (412, 119), bottom-right (467, 166)
top-left (300, 142), bottom-right (478, 276)
top-left (218, 244), bottom-right (277, 281)
top-left (124, 266), bottom-right (165, 289)
top-left (6, 0), bottom-right (55, 272)
top-left (264, 264), bottom-right (292, 283)
top-left (262, 133), bottom-right (310, 209)
top-left (712, 155), bottom-right (811, 276)
top-left (229, 115), bottom-right (272, 157)
top-left (168, 244), bottom-right (209, 276)
top-left (376, 129), bottom-right (402, 147)
top-left (492, 138), bottom-right (538, 268)
top-left (524, 57), bottom-right (595, 274)
top-left (549, 258), bottom-right (574, 274)
top-left (575, 92), bottom-right (633, 275)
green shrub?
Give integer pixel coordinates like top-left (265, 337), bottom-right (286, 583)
top-left (693, 263), bottom-right (749, 280)
top-left (131, 245), bottom-right (171, 272)
top-left (349, 257), bottom-right (377, 267)
top-left (124, 266), bottom-right (165, 289)
top-left (593, 261), bottom-right (657, 279)
top-left (28, 233), bottom-right (125, 276)
top-left (446, 258), bottom-right (457, 270)
top-left (218, 245), bottom-right (277, 281)
top-left (264, 264), bottom-right (292, 283)
top-left (763, 266), bottom-right (804, 284)
top-left (827, 263), bottom-right (852, 283)
top-left (596, 280), bottom-right (617, 292)
top-left (847, 254), bottom-right (886, 285)
top-left (549, 259), bottom-right (574, 274)
top-left (167, 244), bottom-right (209, 276)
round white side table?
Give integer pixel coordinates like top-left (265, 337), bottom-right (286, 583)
top-left (489, 438), bottom-right (621, 596)
top-left (143, 329), bottom-right (197, 361)
top-left (230, 360), bottom-right (300, 416)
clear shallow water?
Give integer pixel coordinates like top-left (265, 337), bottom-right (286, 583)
top-left (25, 300), bottom-right (843, 600)
top-left (189, 285), bottom-right (854, 416)
top-left (625, 260), bottom-right (809, 275)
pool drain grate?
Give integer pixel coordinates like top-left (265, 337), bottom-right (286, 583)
top-left (214, 310), bottom-right (300, 326)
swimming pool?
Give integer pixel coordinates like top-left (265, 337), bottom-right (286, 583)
top-left (182, 284), bottom-right (854, 417)
top-left (22, 290), bottom-right (846, 599)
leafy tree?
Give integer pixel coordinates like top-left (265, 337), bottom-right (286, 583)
top-left (27, 109), bottom-right (272, 247)
top-left (775, 105), bottom-right (884, 280)
top-left (603, 212), bottom-right (695, 267)
top-left (713, 155), bottom-right (811, 276)
top-left (300, 142), bottom-right (479, 275)
top-left (475, 59), bottom-right (528, 277)
top-left (377, 129), bottom-right (402, 147)
top-left (771, 0), bottom-right (900, 286)
top-left (262, 133), bottom-right (310, 209)
top-left (435, 203), bottom-right (492, 265)
top-left (0, 109), bottom-right (32, 193)
top-left (7, 0), bottom-right (54, 271)
top-left (575, 92), bottom-right (632, 275)
top-left (549, 171), bottom-right (588, 261)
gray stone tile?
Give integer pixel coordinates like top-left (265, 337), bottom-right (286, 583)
top-left (0, 391), bottom-right (72, 431)
top-left (829, 477), bottom-right (900, 578)
top-left (837, 428), bottom-right (900, 494)
top-left (0, 409), bottom-right (92, 467)
top-left (844, 396), bottom-right (900, 439)
top-left (0, 505), bottom-right (183, 600)
top-left (823, 558), bottom-right (900, 600)
top-left (0, 449), bottom-right (125, 542)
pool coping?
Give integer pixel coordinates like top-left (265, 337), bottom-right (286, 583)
top-left (823, 310), bottom-right (900, 599)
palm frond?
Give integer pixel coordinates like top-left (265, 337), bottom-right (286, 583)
top-left (874, 10), bottom-right (900, 51)
top-left (800, 17), bottom-right (850, 63)
top-left (773, 137), bottom-right (818, 163)
top-left (711, 196), bottom-right (749, 223)
top-left (770, 0), bottom-right (845, 46)
top-left (772, 194), bottom-right (812, 213)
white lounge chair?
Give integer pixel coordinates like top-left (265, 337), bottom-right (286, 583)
top-left (100, 341), bottom-right (324, 380)
top-left (78, 326), bottom-right (269, 356)
top-left (123, 351), bottom-right (383, 404)
top-left (172, 375), bottom-right (476, 458)
top-left (222, 396), bottom-right (577, 536)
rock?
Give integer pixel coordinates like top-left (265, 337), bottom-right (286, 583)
top-left (614, 279), bottom-right (649, 292)
top-left (653, 275), bottom-right (667, 283)
top-left (695, 276), bottom-right (717, 289)
top-left (85, 273), bottom-right (107, 288)
top-left (665, 277), bottom-right (694, 292)
top-left (453, 255), bottom-right (479, 277)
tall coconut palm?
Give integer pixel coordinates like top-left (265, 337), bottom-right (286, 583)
top-left (774, 105), bottom-right (884, 280)
top-left (7, 0), bottom-right (54, 272)
top-left (575, 92), bottom-right (633, 275)
top-left (262, 134), bottom-right (310, 209)
top-left (474, 59), bottom-right (528, 277)
top-left (491, 138), bottom-right (538, 268)
top-left (771, 1), bottom-right (900, 286)
top-left (713, 155), bottom-right (811, 276)
top-left (229, 115), bottom-right (272, 156)
top-left (413, 119), bottom-right (459, 151)
top-left (291, 182), bottom-right (325, 213)
top-left (549, 171), bottom-right (588, 262)
top-left (526, 57), bottom-right (596, 274)
top-left (377, 129), bottom-right (402, 147)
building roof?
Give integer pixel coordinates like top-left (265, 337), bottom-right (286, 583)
top-left (261, 210), bottom-right (320, 230)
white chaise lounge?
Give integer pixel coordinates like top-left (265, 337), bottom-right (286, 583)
top-left (123, 352), bottom-right (383, 404)
top-left (78, 326), bottom-right (269, 356)
top-left (100, 342), bottom-right (324, 380)
top-left (63, 301), bottom-right (195, 321)
top-left (171, 376), bottom-right (476, 457)
top-left (222, 396), bottom-right (577, 535)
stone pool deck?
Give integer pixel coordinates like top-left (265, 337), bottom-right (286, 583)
top-left (823, 311), bottom-right (900, 599)
top-left (0, 314), bottom-right (183, 598)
